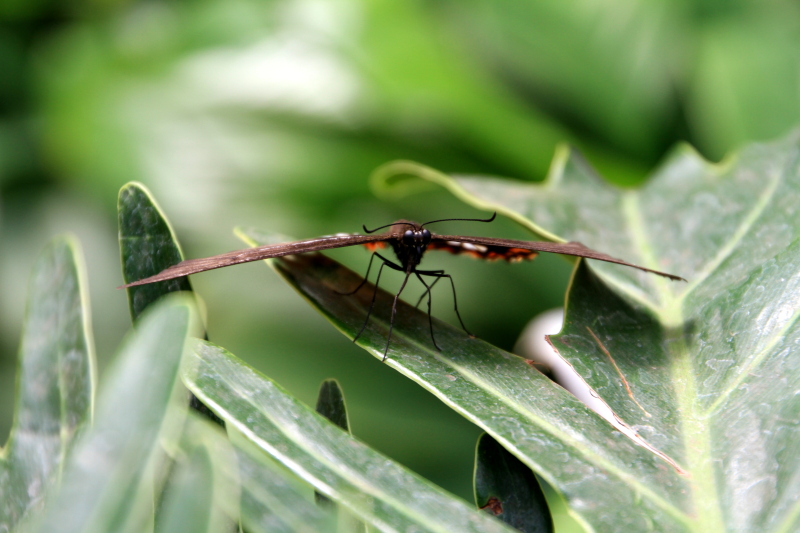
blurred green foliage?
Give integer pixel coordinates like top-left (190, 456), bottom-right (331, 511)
top-left (1, 0), bottom-right (798, 517)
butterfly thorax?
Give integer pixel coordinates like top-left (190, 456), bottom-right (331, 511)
top-left (387, 221), bottom-right (432, 272)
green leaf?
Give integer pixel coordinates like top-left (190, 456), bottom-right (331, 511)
top-left (314, 378), bottom-right (349, 511)
top-left (165, 412), bottom-right (338, 533)
top-left (183, 339), bottom-right (517, 533)
top-left (118, 181), bottom-right (224, 426)
top-left (369, 132), bottom-right (800, 531)
top-left (118, 181), bottom-right (192, 321)
top-left (474, 433), bottom-right (552, 533)
top-left (316, 379), bottom-right (350, 433)
top-left (23, 295), bottom-right (201, 533)
top-left (0, 236), bottom-right (95, 531)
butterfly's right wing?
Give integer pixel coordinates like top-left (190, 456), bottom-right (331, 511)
top-left (120, 233), bottom-right (391, 288)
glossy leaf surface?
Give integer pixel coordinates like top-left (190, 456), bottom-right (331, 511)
top-left (316, 379), bottom-right (350, 433)
top-left (118, 182), bottom-right (192, 320)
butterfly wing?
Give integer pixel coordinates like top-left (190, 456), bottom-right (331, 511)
top-left (121, 233), bottom-right (392, 288)
top-left (426, 239), bottom-right (539, 262)
top-left (431, 234), bottom-right (685, 281)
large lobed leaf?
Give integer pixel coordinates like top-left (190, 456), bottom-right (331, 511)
top-left (383, 133), bottom-right (800, 531)
top-left (252, 131), bottom-right (800, 532)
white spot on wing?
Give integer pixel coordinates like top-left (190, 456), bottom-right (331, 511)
top-left (447, 241), bottom-right (488, 253)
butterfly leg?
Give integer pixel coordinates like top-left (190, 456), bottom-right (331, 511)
top-left (417, 269), bottom-right (473, 337)
top-left (414, 276), bottom-right (442, 309)
top-left (353, 253), bottom-right (403, 346)
top-left (414, 272), bottom-right (441, 351)
top-left (384, 270), bottom-right (413, 361)
top-left (336, 252), bottom-right (379, 296)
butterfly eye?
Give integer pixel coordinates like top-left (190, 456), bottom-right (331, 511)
top-left (421, 228), bottom-right (431, 242)
top-left (403, 229), bottom-right (415, 244)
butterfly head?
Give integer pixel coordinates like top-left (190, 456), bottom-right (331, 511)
top-left (380, 221), bottom-right (430, 270)
top-left (402, 227), bottom-right (431, 261)
top-left (364, 213), bottom-right (497, 272)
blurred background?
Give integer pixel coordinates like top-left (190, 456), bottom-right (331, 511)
top-left (2, 0), bottom-right (799, 520)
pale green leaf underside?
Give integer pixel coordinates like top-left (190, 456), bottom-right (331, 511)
top-left (232, 435), bottom-right (339, 533)
top-left (155, 444), bottom-right (221, 533)
top-left (0, 236), bottom-right (94, 531)
top-left (372, 131), bottom-right (800, 532)
top-left (182, 411), bottom-right (340, 533)
top-left (148, 406), bottom-right (339, 533)
top-left (159, 414), bottom-right (337, 533)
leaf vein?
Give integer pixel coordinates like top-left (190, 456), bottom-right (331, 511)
top-left (681, 167), bottom-right (782, 298)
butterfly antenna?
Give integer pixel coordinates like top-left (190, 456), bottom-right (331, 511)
top-left (421, 212), bottom-right (496, 228)
top-left (362, 221), bottom-right (415, 234)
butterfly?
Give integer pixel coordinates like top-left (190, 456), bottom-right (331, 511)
top-left (122, 213), bottom-right (684, 359)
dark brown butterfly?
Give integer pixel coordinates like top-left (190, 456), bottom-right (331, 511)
top-left (121, 213), bottom-right (684, 359)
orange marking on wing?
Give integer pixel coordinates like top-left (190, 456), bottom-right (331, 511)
top-left (363, 242), bottom-right (387, 251)
top-left (482, 248), bottom-right (537, 262)
top-left (505, 248), bottom-right (538, 261)
top-left (429, 241), bottom-right (538, 262)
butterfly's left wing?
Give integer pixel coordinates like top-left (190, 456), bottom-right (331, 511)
top-left (430, 234), bottom-right (685, 281)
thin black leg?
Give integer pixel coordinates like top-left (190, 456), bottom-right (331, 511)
top-left (384, 271), bottom-right (413, 361)
top-left (336, 252), bottom-right (379, 296)
top-left (414, 276), bottom-right (442, 309)
top-left (417, 269), bottom-right (473, 337)
top-left (414, 272), bottom-right (440, 351)
top-left (353, 260), bottom-right (388, 344)
top-left (352, 253), bottom-right (404, 345)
